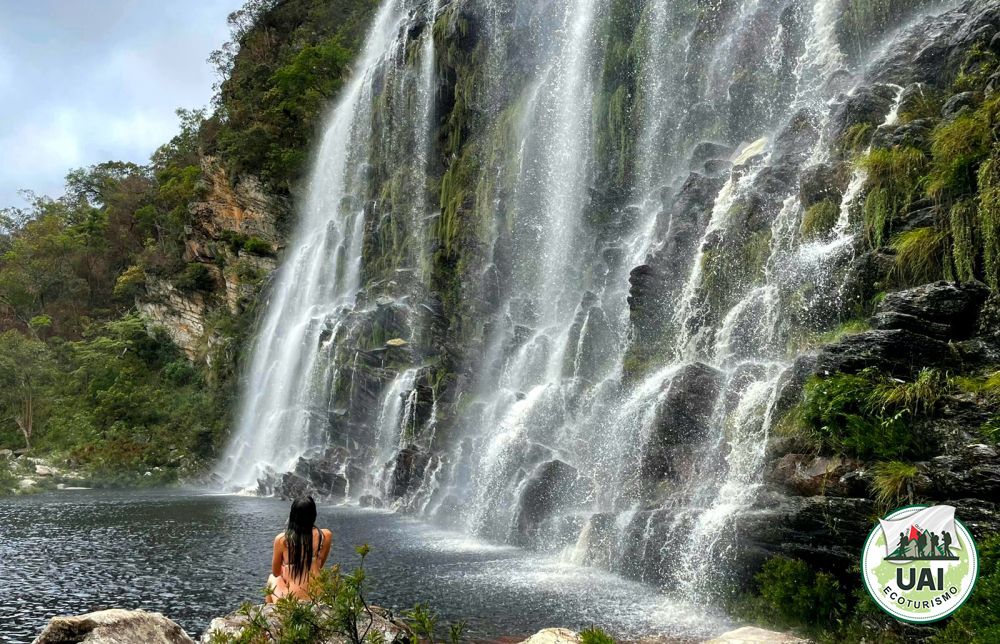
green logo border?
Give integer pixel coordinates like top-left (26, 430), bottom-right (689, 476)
top-left (860, 504), bottom-right (980, 625)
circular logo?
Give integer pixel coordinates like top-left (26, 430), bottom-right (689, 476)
top-left (861, 504), bottom-right (979, 623)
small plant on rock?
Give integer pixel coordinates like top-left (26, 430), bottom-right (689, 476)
top-left (580, 626), bottom-right (617, 644)
top-left (889, 227), bottom-right (948, 286)
top-left (404, 603), bottom-right (466, 644)
top-left (870, 461), bottom-right (919, 508)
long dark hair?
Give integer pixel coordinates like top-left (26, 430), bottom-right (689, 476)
top-left (285, 496), bottom-right (317, 579)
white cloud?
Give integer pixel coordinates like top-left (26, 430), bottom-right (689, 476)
top-left (0, 0), bottom-right (237, 208)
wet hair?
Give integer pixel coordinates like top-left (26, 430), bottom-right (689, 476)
top-left (285, 496), bottom-right (317, 579)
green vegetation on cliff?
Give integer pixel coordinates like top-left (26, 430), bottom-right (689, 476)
top-left (0, 0), bottom-right (375, 485)
top-left (0, 113), bottom-right (234, 481)
top-left (207, 0), bottom-right (377, 205)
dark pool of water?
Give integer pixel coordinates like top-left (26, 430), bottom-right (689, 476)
top-left (0, 489), bottom-right (727, 642)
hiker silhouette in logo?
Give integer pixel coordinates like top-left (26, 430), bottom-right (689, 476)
top-left (916, 529), bottom-right (928, 557)
top-left (942, 530), bottom-right (953, 556)
top-left (897, 531), bottom-right (909, 557)
top-left (930, 530), bottom-right (940, 557)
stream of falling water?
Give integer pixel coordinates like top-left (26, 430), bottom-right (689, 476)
top-left (218, 0), bottom-right (956, 613)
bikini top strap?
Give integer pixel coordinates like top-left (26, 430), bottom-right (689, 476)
top-left (317, 527), bottom-right (324, 554)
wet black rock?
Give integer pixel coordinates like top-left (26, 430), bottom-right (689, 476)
top-left (276, 472), bottom-right (314, 500)
top-left (513, 459), bottom-right (591, 546)
top-left (765, 454), bottom-right (862, 497)
top-left (746, 493), bottom-right (876, 571)
top-left (384, 445), bottom-right (431, 500)
top-left (840, 249), bottom-right (894, 312)
top-left (925, 443), bottom-right (1000, 500)
top-left (942, 91), bottom-right (977, 118)
top-left (771, 109), bottom-right (820, 165)
top-left (773, 353), bottom-right (817, 420)
top-left (869, 1), bottom-right (1000, 88)
top-left (798, 162), bottom-right (849, 208)
top-left (816, 328), bottom-right (960, 377)
top-left (871, 118), bottom-right (934, 151)
top-left (829, 85), bottom-right (896, 144)
top-left (629, 173), bottom-right (725, 347)
top-left (874, 281), bottom-right (990, 340)
top-left (565, 296), bottom-right (617, 382)
top-left (293, 455), bottom-right (348, 499)
top-left (640, 362), bottom-right (724, 482)
top-left (689, 141), bottom-right (733, 170)
top-left (896, 83), bottom-right (930, 116)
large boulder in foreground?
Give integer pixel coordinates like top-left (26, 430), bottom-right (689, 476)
top-left (200, 604), bottom-right (411, 643)
top-left (33, 609), bottom-right (193, 644)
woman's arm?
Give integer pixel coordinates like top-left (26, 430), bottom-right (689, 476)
top-left (271, 534), bottom-right (284, 577)
top-left (318, 529), bottom-right (333, 568)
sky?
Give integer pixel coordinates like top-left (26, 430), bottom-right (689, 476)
top-left (0, 0), bottom-right (239, 208)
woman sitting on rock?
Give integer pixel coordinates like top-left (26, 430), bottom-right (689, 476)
top-left (266, 496), bottom-right (333, 602)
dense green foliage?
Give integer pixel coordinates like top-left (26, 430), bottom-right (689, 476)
top-left (732, 557), bottom-right (846, 636)
top-left (0, 110), bottom-right (238, 481)
top-left (737, 537), bottom-right (1000, 643)
top-left (0, 317), bottom-right (228, 482)
top-left (800, 199), bottom-right (840, 240)
top-left (854, 74), bottom-right (1000, 288)
top-left (791, 368), bottom-right (945, 460)
top-left (933, 535), bottom-right (1000, 643)
top-left (207, 0), bottom-right (378, 202)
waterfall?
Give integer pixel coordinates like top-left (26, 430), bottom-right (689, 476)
top-left (215, 0), bottom-right (408, 489)
top-left (219, 0), bottom-right (955, 602)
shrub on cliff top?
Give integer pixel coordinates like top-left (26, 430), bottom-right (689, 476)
top-left (174, 262), bottom-right (215, 292)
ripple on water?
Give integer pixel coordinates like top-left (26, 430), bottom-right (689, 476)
top-left (0, 489), bottom-right (728, 642)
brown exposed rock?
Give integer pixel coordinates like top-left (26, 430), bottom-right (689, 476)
top-left (138, 277), bottom-right (210, 360)
top-left (190, 156), bottom-right (283, 246)
top-left (766, 454), bottom-right (860, 497)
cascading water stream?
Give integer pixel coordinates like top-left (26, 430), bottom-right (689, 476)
top-left (219, 0), bottom-right (958, 615)
top-left (216, 1), bottom-right (407, 490)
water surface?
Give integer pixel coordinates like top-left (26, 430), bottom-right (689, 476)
top-left (0, 488), bottom-right (727, 642)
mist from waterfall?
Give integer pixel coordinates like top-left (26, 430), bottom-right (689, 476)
top-left (219, 0), bottom-right (955, 605)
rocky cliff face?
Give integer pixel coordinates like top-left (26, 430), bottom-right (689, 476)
top-left (138, 157), bottom-right (281, 361)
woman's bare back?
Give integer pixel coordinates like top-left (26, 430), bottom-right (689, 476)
top-left (268, 527), bottom-right (333, 601)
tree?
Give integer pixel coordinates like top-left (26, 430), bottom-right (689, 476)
top-left (0, 331), bottom-right (55, 449)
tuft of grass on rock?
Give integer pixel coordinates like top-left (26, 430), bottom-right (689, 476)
top-left (870, 461), bottom-right (919, 508)
top-left (890, 227), bottom-right (948, 286)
